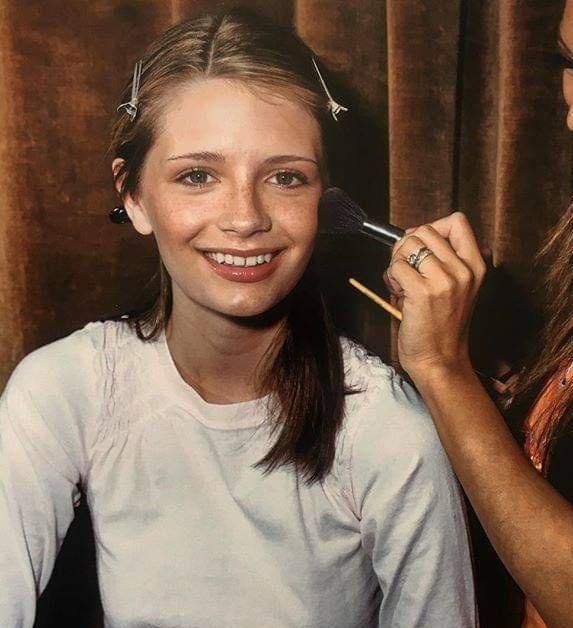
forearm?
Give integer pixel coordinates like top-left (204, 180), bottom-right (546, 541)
top-left (414, 364), bottom-right (573, 627)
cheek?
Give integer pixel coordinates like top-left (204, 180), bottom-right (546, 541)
top-left (276, 191), bottom-right (320, 244)
top-left (149, 198), bottom-right (209, 245)
top-left (283, 207), bottom-right (318, 253)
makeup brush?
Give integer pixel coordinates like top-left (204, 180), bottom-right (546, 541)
top-left (318, 187), bottom-right (405, 247)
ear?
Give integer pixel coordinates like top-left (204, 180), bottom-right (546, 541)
top-left (112, 158), bottom-right (154, 236)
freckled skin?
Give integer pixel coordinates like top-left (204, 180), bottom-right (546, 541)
top-left (117, 78), bottom-right (323, 320)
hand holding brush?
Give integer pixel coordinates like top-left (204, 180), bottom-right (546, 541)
top-left (319, 187), bottom-right (486, 378)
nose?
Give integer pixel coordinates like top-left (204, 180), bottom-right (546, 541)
top-left (218, 183), bottom-right (271, 237)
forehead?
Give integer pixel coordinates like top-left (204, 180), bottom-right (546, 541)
top-left (153, 77), bottom-right (322, 159)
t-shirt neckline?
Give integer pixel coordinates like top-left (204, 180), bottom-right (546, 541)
top-left (153, 328), bottom-right (269, 430)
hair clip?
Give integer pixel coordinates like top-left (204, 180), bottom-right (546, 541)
top-left (311, 57), bottom-right (349, 122)
top-left (117, 60), bottom-right (143, 121)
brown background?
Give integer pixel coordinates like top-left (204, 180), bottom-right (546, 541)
top-left (0, 0), bottom-right (570, 626)
top-left (1, 0), bottom-right (570, 388)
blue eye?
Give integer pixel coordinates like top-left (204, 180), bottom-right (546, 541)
top-left (269, 170), bottom-right (308, 188)
top-left (178, 169), bottom-right (216, 187)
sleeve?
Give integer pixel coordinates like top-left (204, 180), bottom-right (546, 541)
top-left (348, 372), bottom-right (478, 628)
top-left (0, 327), bottom-right (103, 628)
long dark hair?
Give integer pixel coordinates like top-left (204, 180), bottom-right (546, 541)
top-left (508, 201), bottom-right (573, 471)
top-left (109, 10), bottom-right (350, 483)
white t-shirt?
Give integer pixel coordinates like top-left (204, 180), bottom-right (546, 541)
top-left (0, 320), bottom-right (477, 627)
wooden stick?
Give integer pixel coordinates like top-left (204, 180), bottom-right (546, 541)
top-left (348, 278), bottom-right (511, 387)
top-left (348, 277), bottom-right (402, 321)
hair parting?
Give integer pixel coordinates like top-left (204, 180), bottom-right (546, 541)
top-left (108, 9), bottom-right (351, 483)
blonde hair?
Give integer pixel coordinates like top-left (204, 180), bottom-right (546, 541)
top-left (110, 9), bottom-right (331, 339)
top-left (111, 10), bottom-right (329, 196)
top-left (109, 10), bottom-right (350, 484)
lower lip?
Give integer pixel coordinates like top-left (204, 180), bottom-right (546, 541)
top-left (203, 253), bottom-right (283, 283)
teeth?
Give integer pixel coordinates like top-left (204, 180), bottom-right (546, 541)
top-left (206, 252), bottom-right (276, 266)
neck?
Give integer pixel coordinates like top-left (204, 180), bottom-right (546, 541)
top-left (165, 290), bottom-right (286, 404)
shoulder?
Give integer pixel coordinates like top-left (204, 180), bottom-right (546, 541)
top-left (337, 339), bottom-right (453, 512)
top-left (5, 320), bottom-right (137, 416)
top-left (9, 320), bottom-right (126, 387)
top-left (1, 320), bottom-right (138, 478)
top-left (340, 337), bottom-right (433, 442)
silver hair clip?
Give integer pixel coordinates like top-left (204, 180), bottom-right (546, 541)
top-left (311, 57), bottom-right (349, 122)
top-left (117, 60), bottom-right (143, 121)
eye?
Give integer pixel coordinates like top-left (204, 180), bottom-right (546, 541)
top-left (268, 170), bottom-right (308, 188)
top-left (177, 168), bottom-right (217, 187)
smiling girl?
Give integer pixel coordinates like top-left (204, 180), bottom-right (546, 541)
top-left (0, 11), bottom-right (476, 628)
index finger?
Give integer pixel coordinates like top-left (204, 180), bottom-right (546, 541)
top-left (429, 212), bottom-right (483, 267)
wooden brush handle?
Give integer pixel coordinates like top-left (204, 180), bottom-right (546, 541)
top-left (348, 278), bottom-right (402, 321)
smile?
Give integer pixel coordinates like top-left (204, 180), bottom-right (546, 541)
top-left (201, 248), bottom-right (284, 284)
top-left (204, 252), bottom-right (275, 267)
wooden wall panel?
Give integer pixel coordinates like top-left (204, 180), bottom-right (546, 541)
top-left (296, 0), bottom-right (391, 357)
top-left (459, 0), bottom-right (568, 276)
top-left (0, 0), bottom-right (570, 383)
top-left (387, 0), bottom-right (462, 227)
top-left (0, 0), bottom-right (294, 388)
top-left (490, 0), bottom-right (568, 276)
top-left (456, 0), bottom-right (500, 247)
top-left (454, 1), bottom-right (569, 380)
top-left (0, 0), bottom-right (174, 386)
top-left (0, 2), bottom-right (569, 626)
top-left (174, 0), bottom-right (293, 23)
top-left (0, 0), bottom-right (26, 380)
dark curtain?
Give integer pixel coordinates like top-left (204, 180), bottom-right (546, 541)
top-left (0, 1), bottom-right (569, 626)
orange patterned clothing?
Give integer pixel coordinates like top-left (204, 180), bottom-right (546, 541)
top-left (523, 371), bottom-right (567, 473)
top-left (522, 600), bottom-right (547, 628)
top-left (521, 364), bottom-right (572, 628)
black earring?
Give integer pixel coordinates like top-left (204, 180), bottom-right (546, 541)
top-left (109, 206), bottom-right (132, 224)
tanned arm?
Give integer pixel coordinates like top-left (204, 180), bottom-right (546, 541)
top-left (385, 212), bottom-right (573, 627)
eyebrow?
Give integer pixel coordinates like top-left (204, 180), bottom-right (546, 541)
top-left (167, 151), bottom-right (225, 162)
top-left (264, 154), bottom-right (319, 166)
top-left (166, 152), bottom-right (319, 166)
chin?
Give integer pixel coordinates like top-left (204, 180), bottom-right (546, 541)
top-left (207, 287), bottom-right (294, 321)
top-left (176, 265), bottom-right (309, 322)
top-left (217, 299), bottom-right (282, 320)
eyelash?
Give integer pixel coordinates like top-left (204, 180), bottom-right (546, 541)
top-left (268, 170), bottom-right (309, 188)
top-left (176, 168), bottom-right (217, 188)
top-left (176, 168), bottom-right (309, 189)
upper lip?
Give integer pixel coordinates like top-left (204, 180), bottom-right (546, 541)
top-left (199, 247), bottom-right (284, 256)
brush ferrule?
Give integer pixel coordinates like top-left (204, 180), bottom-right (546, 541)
top-left (361, 221), bottom-right (405, 247)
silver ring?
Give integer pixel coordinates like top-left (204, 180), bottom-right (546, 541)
top-left (406, 246), bottom-right (434, 271)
